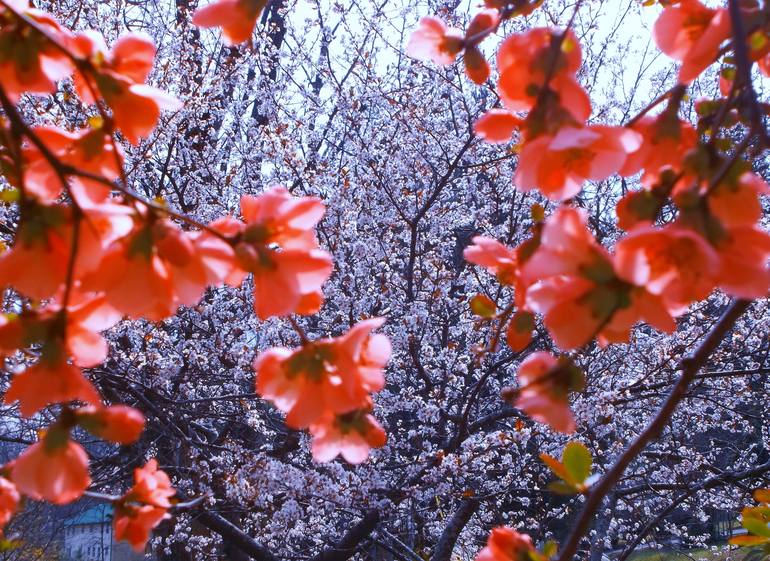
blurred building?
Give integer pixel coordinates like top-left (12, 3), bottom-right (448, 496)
top-left (62, 504), bottom-right (150, 561)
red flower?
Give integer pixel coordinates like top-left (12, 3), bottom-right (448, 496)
top-left (11, 437), bottom-right (90, 504)
top-left (310, 406), bottom-right (387, 464)
top-left (505, 352), bottom-right (580, 433)
top-left (462, 10), bottom-right (499, 84)
top-left (73, 32), bottom-right (180, 144)
top-left (0, 1), bottom-right (73, 100)
top-left (22, 125), bottom-right (122, 205)
top-left (112, 458), bottom-right (174, 551)
top-left (620, 114), bottom-right (697, 186)
top-left (653, 0), bottom-right (730, 83)
top-left (523, 207), bottom-right (674, 349)
top-left (0, 478), bottom-right (19, 535)
top-left (463, 235), bottom-right (534, 308)
top-left (407, 17), bottom-right (463, 66)
top-left (515, 126), bottom-right (641, 200)
top-left (615, 224), bottom-right (721, 313)
top-left (114, 504), bottom-right (168, 552)
top-left (497, 28), bottom-right (589, 124)
top-left (222, 187), bottom-right (333, 319)
top-left (707, 172), bottom-right (770, 228)
top-left (0, 291), bottom-right (121, 370)
top-left (464, 237), bottom-right (518, 283)
top-left (192, 0), bottom-right (268, 45)
top-left (473, 109), bottom-right (522, 144)
top-left (77, 405), bottom-right (146, 444)
top-left (129, 459), bottom-right (175, 509)
top-left (0, 201), bottom-right (132, 300)
top-left (81, 224), bottom-right (177, 321)
top-left (5, 361), bottom-right (101, 418)
top-left (714, 225), bottom-right (770, 299)
top-left (83, 216), bottom-right (232, 321)
top-left (475, 527), bottom-right (535, 561)
top-left (255, 319), bottom-right (390, 429)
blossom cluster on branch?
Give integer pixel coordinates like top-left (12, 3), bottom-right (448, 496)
top-left (0, 0), bottom-right (767, 556)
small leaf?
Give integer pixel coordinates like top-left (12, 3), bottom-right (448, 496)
top-left (0, 540), bottom-right (20, 552)
top-left (87, 115), bottom-right (104, 129)
top-left (547, 480), bottom-right (578, 495)
top-left (542, 541), bottom-right (558, 559)
top-left (562, 441), bottom-right (592, 485)
top-left (755, 489), bottom-right (770, 503)
top-left (750, 31), bottom-right (768, 51)
top-left (531, 203), bottom-right (545, 223)
top-left (561, 35), bottom-right (576, 54)
top-left (0, 189), bottom-right (19, 203)
top-left (540, 452), bottom-right (570, 481)
top-left (470, 294), bottom-right (497, 318)
top-left (743, 517), bottom-right (770, 538)
top-left (729, 535), bottom-right (770, 546)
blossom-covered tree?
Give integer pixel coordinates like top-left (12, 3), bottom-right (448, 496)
top-left (0, 0), bottom-right (769, 559)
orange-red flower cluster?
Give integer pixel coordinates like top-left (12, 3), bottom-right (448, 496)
top-left (502, 352), bottom-right (583, 433)
top-left (653, 0), bottom-right (730, 84)
top-left (72, 32), bottom-right (181, 144)
top-left (255, 318), bottom-right (391, 463)
top-left (467, 180), bottom-right (770, 430)
top-left (1, 0), bottom-right (180, 144)
top-left (475, 527), bottom-right (536, 561)
top-left (0, 477), bottom-right (19, 536)
top-left (407, 10), bottom-right (500, 84)
top-left (0, 0), bottom-right (73, 100)
top-left (469, 26), bottom-right (642, 201)
top-left (210, 187), bottom-right (333, 319)
top-left (0, 2), bottom-right (338, 537)
top-left (113, 459), bottom-right (176, 551)
top-left (192, 0), bottom-right (268, 45)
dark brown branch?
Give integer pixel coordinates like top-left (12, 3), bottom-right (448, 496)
top-left (615, 493), bottom-right (689, 561)
top-left (727, 0), bottom-right (769, 142)
top-left (431, 498), bottom-right (479, 561)
top-left (554, 299), bottom-right (751, 561)
top-left (616, 457), bottom-right (770, 561)
top-left (194, 510), bottom-right (279, 561)
top-left (624, 367), bottom-right (770, 395)
top-left (309, 510), bottom-right (381, 561)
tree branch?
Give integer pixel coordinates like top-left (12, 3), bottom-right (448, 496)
top-left (309, 510), bottom-right (381, 561)
top-left (431, 498), bottom-right (479, 561)
top-left (555, 299), bottom-right (751, 561)
top-left (194, 510), bottom-right (279, 561)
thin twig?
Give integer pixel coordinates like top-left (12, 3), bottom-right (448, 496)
top-left (554, 299), bottom-right (750, 561)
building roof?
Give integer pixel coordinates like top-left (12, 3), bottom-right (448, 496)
top-left (64, 505), bottom-right (114, 526)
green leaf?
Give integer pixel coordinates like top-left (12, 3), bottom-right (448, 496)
top-left (0, 188), bottom-right (19, 203)
top-left (530, 204), bottom-right (545, 223)
top-left (547, 481), bottom-right (578, 495)
top-left (511, 310), bottom-right (535, 333)
top-left (542, 541), bottom-right (558, 559)
top-left (0, 539), bottom-right (20, 552)
top-left (470, 294), bottom-right (497, 318)
top-left (730, 535), bottom-right (770, 546)
top-left (744, 517), bottom-right (770, 538)
top-left (540, 453), bottom-right (570, 481)
top-left (562, 441), bottom-right (592, 485)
